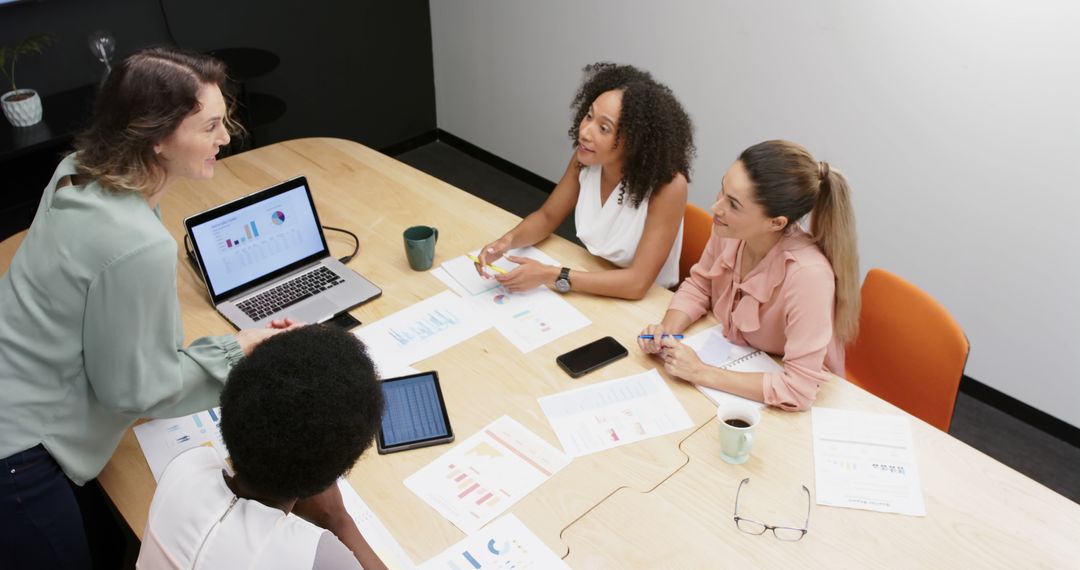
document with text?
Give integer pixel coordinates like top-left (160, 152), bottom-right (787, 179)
top-left (812, 407), bottom-right (926, 516)
top-left (539, 369), bottom-right (694, 457)
top-left (405, 415), bottom-right (570, 533)
top-left (417, 514), bottom-right (569, 569)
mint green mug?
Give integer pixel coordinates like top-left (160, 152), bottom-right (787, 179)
top-left (403, 225), bottom-right (439, 271)
top-left (717, 404), bottom-right (761, 465)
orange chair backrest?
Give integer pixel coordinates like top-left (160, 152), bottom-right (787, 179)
top-left (0, 229), bottom-right (28, 275)
top-left (680, 203), bottom-right (712, 283)
top-left (845, 268), bottom-right (969, 431)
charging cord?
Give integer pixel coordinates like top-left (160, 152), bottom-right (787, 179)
top-left (323, 225), bottom-right (360, 264)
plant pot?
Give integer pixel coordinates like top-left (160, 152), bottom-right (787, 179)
top-left (2, 89), bottom-right (44, 127)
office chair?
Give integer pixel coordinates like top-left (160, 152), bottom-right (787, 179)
top-left (679, 203), bottom-right (712, 283)
top-left (845, 268), bottom-right (970, 431)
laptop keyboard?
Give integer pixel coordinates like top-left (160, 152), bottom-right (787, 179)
top-left (236, 266), bottom-right (345, 321)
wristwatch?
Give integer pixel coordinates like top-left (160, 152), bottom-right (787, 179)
top-left (554, 267), bottom-right (572, 293)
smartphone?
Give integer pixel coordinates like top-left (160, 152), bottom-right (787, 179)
top-left (556, 336), bottom-right (628, 378)
top-left (376, 371), bottom-right (455, 454)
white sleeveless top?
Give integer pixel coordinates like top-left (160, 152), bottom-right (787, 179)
top-left (137, 447), bottom-right (327, 570)
top-left (574, 165), bottom-right (683, 288)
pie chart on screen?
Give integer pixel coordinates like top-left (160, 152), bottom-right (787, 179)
top-left (271, 211), bottom-right (286, 225)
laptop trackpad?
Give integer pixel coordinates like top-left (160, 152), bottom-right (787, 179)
top-left (288, 297), bottom-right (337, 323)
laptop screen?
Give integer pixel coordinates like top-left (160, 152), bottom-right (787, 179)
top-left (186, 177), bottom-right (329, 302)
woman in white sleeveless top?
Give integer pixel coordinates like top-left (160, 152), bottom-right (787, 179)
top-left (137, 326), bottom-right (388, 569)
top-left (477, 63), bottom-right (695, 297)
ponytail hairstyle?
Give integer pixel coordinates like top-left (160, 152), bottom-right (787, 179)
top-left (738, 140), bottom-right (860, 343)
top-left (73, 46), bottom-right (242, 196)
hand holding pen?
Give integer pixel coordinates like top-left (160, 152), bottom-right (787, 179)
top-left (637, 324), bottom-right (684, 355)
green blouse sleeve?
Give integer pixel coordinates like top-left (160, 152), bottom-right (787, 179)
top-left (81, 239), bottom-right (243, 418)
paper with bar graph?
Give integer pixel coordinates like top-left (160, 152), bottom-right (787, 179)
top-left (355, 290), bottom-right (491, 366)
top-left (538, 369), bottom-right (694, 457)
top-left (404, 415), bottom-right (570, 533)
top-left (417, 513), bottom-right (569, 569)
top-left (134, 408), bottom-right (230, 481)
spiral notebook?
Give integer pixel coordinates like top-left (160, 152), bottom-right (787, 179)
top-left (683, 326), bottom-right (783, 409)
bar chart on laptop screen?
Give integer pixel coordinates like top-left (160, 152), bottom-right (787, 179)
top-left (191, 186), bottom-right (325, 293)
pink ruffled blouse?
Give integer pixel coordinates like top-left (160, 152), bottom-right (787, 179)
top-left (668, 226), bottom-right (843, 411)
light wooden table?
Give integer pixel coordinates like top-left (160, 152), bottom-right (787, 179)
top-left (96, 137), bottom-right (719, 561)
top-left (92, 138), bottom-right (1080, 567)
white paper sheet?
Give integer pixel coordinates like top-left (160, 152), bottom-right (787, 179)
top-left (812, 407), bottom-right (926, 516)
top-left (683, 326), bottom-right (774, 409)
top-left (337, 479), bottom-right (415, 570)
top-left (433, 248), bottom-right (590, 353)
top-left (355, 290), bottom-right (491, 367)
top-left (464, 283), bottom-right (590, 353)
top-left (538, 369), bottom-right (694, 457)
top-left (404, 415), bottom-right (570, 533)
top-left (134, 408), bottom-right (230, 481)
top-left (417, 513), bottom-right (569, 569)
top-left (437, 246), bottom-right (561, 296)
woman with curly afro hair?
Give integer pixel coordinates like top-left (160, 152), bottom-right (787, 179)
top-left (477, 62), bottom-right (695, 298)
top-left (138, 325), bottom-right (387, 569)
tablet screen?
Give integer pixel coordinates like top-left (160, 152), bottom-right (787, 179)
top-left (379, 372), bottom-right (452, 450)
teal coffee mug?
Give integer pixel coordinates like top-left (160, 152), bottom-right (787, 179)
top-left (403, 225), bottom-right (439, 271)
top-left (717, 404), bottom-right (761, 465)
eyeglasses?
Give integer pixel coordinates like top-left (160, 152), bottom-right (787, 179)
top-left (733, 478), bottom-right (811, 541)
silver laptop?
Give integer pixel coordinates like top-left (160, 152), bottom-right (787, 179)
top-left (184, 175), bottom-right (381, 329)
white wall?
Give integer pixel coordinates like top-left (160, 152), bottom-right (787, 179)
top-left (430, 1), bottom-right (1080, 428)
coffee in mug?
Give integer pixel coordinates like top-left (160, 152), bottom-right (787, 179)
top-left (716, 404), bottom-right (761, 465)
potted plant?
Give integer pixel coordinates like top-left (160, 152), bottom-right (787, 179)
top-left (1, 33), bottom-right (56, 128)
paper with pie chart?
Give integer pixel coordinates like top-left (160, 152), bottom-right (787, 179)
top-left (417, 513), bottom-right (569, 569)
top-left (404, 415), bottom-right (570, 534)
top-left (467, 282), bottom-right (590, 353)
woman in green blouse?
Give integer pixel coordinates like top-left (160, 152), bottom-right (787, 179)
top-left (0, 47), bottom-right (293, 568)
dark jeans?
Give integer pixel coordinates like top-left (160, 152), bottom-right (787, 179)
top-left (0, 444), bottom-right (92, 569)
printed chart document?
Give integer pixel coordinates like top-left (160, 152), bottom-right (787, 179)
top-left (812, 407), bottom-right (927, 516)
top-left (417, 513), bottom-right (569, 570)
top-left (538, 369), bottom-right (694, 457)
top-left (434, 247), bottom-right (590, 353)
top-left (683, 326), bottom-right (775, 409)
top-left (405, 415), bottom-right (570, 533)
top-left (134, 408), bottom-right (229, 481)
top-left (355, 290), bottom-right (491, 366)
top-left (337, 479), bottom-right (415, 570)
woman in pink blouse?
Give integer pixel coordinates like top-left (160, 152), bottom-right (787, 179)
top-left (639, 140), bottom-right (859, 411)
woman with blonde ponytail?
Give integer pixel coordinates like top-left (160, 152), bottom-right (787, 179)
top-left (639, 140), bottom-right (859, 411)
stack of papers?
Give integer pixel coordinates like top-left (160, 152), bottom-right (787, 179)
top-left (812, 407), bottom-right (926, 516)
top-left (433, 247), bottom-right (591, 353)
top-left (538, 369), bottom-right (694, 457)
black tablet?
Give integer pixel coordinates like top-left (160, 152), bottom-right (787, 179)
top-left (376, 371), bottom-right (455, 454)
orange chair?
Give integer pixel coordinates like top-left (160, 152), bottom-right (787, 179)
top-left (845, 268), bottom-right (970, 432)
top-left (0, 229), bottom-right (28, 275)
top-left (679, 203), bottom-right (712, 283)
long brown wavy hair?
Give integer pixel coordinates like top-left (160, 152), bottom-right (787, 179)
top-left (73, 46), bottom-right (241, 195)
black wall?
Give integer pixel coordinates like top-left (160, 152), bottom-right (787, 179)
top-left (0, 0), bottom-right (436, 235)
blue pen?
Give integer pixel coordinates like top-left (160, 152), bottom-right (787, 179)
top-left (638, 334), bottom-right (684, 340)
